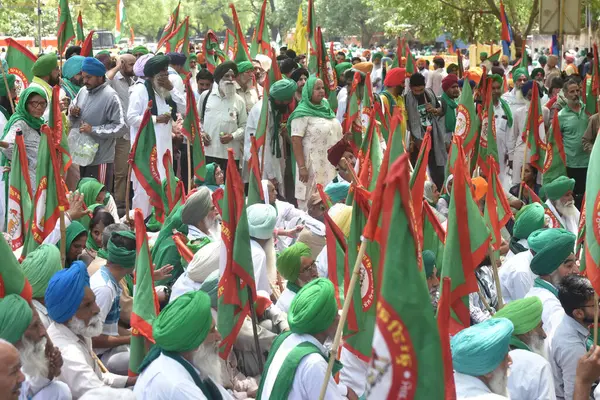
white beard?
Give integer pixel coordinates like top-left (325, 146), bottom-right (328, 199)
top-left (515, 89), bottom-right (525, 102)
top-left (67, 314), bottom-right (103, 338)
top-left (527, 334), bottom-right (548, 360)
top-left (18, 336), bottom-right (49, 379)
top-left (487, 365), bottom-right (509, 397)
top-left (555, 199), bottom-right (578, 218)
top-left (204, 215), bottom-right (221, 240)
top-left (193, 341), bottom-right (223, 386)
top-left (263, 237), bottom-right (277, 286)
top-left (152, 78), bottom-right (172, 100)
top-left (219, 81), bottom-right (237, 99)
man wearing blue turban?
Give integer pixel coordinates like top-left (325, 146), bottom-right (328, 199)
top-left (46, 261), bottom-right (135, 397)
top-left (62, 55), bottom-right (85, 99)
top-left (451, 318), bottom-right (514, 398)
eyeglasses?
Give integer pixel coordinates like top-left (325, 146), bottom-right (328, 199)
top-left (28, 101), bottom-right (47, 109)
top-left (300, 261), bottom-right (317, 274)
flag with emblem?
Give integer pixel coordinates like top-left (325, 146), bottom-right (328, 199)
top-left (454, 76), bottom-right (479, 155)
top-left (6, 131), bottom-right (33, 251)
top-left (316, 26), bottom-right (338, 111)
top-left (477, 83), bottom-right (499, 175)
top-left (440, 137), bottom-right (491, 334)
top-left (202, 30), bottom-right (226, 73)
top-left (161, 150), bottom-right (184, 216)
top-left (128, 209), bottom-right (161, 376)
top-left (423, 200), bottom-right (446, 273)
top-left (344, 72), bottom-right (362, 152)
top-left (181, 75), bottom-right (206, 182)
top-left (357, 111), bottom-right (383, 192)
top-left (218, 149), bottom-right (256, 360)
top-left (166, 16), bottom-right (189, 55)
top-left (129, 102), bottom-right (166, 223)
top-left (409, 129), bottom-right (431, 240)
top-left (307, 0), bottom-right (317, 73)
top-left (366, 153), bottom-right (444, 399)
top-left (391, 38), bottom-right (402, 68)
top-left (76, 11), bottom-right (84, 44)
top-left (543, 112), bottom-right (567, 184)
top-left (57, 0), bottom-right (75, 55)
top-left (5, 38), bottom-right (37, 90)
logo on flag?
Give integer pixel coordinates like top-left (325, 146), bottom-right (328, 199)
top-left (454, 104), bottom-right (471, 139)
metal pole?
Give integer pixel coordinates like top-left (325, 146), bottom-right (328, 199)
top-left (37, 0), bottom-right (41, 50)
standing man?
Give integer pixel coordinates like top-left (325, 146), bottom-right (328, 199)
top-left (370, 52), bottom-right (384, 93)
top-left (417, 58), bottom-right (429, 83)
top-left (107, 54), bottom-right (136, 215)
top-left (127, 55), bottom-right (185, 216)
top-left (491, 74), bottom-right (514, 186)
top-left (440, 73), bottom-right (459, 137)
top-left (426, 56), bottom-right (446, 97)
top-left (544, 55), bottom-right (561, 89)
top-left (69, 57), bottom-right (125, 188)
top-left (61, 55), bottom-right (85, 100)
top-left (558, 79), bottom-right (589, 209)
top-left (166, 52), bottom-right (187, 99)
top-left (188, 53), bottom-right (198, 92)
top-left (30, 53), bottom-right (66, 120)
top-left (236, 61), bottom-right (259, 114)
top-left (507, 80), bottom-right (538, 186)
top-left (199, 61), bottom-right (247, 174)
top-left (380, 67), bottom-right (407, 137)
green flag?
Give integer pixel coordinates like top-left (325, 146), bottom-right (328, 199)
top-left (391, 38), bottom-right (402, 68)
top-left (249, 0), bottom-right (270, 58)
top-left (423, 199), bottom-right (446, 272)
top-left (0, 233), bottom-right (32, 301)
top-left (254, 75), bottom-right (270, 150)
top-left (307, 0), bottom-right (317, 73)
top-left (316, 26), bottom-right (338, 112)
top-left (543, 112), bottom-right (567, 184)
top-left (57, 0), bottom-right (75, 55)
top-left (477, 81), bottom-right (500, 175)
top-left (523, 81), bottom-right (546, 172)
top-left (483, 159), bottom-right (513, 250)
top-left (5, 38), bottom-right (37, 92)
top-left (440, 137), bottom-right (491, 334)
top-left (166, 17), bottom-right (189, 54)
top-left (157, 2), bottom-right (180, 50)
top-left (247, 136), bottom-right (264, 206)
top-left (230, 3), bottom-right (251, 63)
top-left (161, 149), bottom-right (184, 216)
top-left (454, 75), bottom-right (480, 155)
top-left (585, 130), bottom-right (600, 294)
top-left (218, 150), bottom-right (255, 360)
top-left (129, 102), bottom-right (166, 223)
top-left (128, 209), bottom-right (160, 375)
top-left (366, 153), bottom-right (444, 398)
top-left (344, 72), bottom-right (363, 152)
top-left (181, 75), bottom-right (206, 182)
top-left (76, 11), bottom-right (84, 44)
top-left (6, 131), bottom-right (32, 251)
top-left (202, 30), bottom-right (226, 73)
top-left (357, 112), bottom-right (383, 192)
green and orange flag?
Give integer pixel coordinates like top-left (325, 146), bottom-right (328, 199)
top-left (0, 233), bottom-right (32, 301)
top-left (166, 16), bottom-right (189, 57)
top-left (217, 149), bottom-right (256, 360)
top-left (477, 82), bottom-right (500, 175)
top-left (57, 0), bottom-right (75, 55)
top-left (366, 153), bottom-right (444, 399)
top-left (543, 112), bottom-right (567, 184)
top-left (409, 129), bottom-right (431, 239)
top-left (391, 37), bottom-right (402, 68)
top-left (254, 74), bottom-right (270, 150)
top-left (157, 1), bottom-right (180, 50)
top-left (5, 38), bottom-right (37, 91)
top-left (6, 131), bottom-right (33, 251)
top-left (267, 48), bottom-right (281, 87)
top-left (247, 136), bottom-right (265, 207)
top-left (249, 0), bottom-right (270, 58)
top-left (76, 11), bottom-right (84, 45)
top-left (80, 30), bottom-right (95, 57)
top-left (584, 44), bottom-right (600, 116)
top-left (344, 72), bottom-right (363, 152)
top-left (316, 26), bottom-right (338, 111)
top-left (454, 74), bottom-right (480, 156)
top-left (161, 150), bottom-right (184, 216)
top-left (403, 42), bottom-right (417, 75)
top-left (181, 75), bottom-right (206, 182)
top-left (202, 30), bottom-right (226, 73)
top-left (585, 132), bottom-right (600, 294)
top-left (128, 209), bottom-right (160, 376)
top-left (423, 199), bottom-right (446, 272)
top-left (523, 81), bottom-right (546, 172)
top-left (47, 85), bottom-right (71, 174)
top-left (357, 110), bottom-right (383, 192)
top-left (483, 158), bottom-right (512, 250)
top-left (307, 0), bottom-right (317, 74)
top-left (577, 195), bottom-right (586, 272)
top-left (230, 3), bottom-right (251, 63)
top-left (440, 137), bottom-right (491, 334)
top-left (129, 102), bottom-right (166, 223)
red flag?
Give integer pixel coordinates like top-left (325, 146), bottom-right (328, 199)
top-left (409, 130), bottom-right (432, 245)
top-left (80, 30), bottom-right (95, 57)
top-left (500, 1), bottom-right (511, 43)
top-left (173, 231), bottom-right (194, 263)
top-left (437, 277), bottom-right (457, 400)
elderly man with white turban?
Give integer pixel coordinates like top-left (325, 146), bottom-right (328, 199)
top-left (0, 295), bottom-right (71, 400)
top-left (451, 318), bottom-right (515, 398)
top-left (247, 203), bottom-right (278, 296)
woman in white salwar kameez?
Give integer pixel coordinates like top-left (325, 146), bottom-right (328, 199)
top-left (288, 77), bottom-right (342, 211)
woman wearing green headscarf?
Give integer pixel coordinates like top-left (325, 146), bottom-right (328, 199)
top-left (194, 162), bottom-right (224, 191)
top-left (287, 76), bottom-right (342, 210)
top-left (77, 177), bottom-right (119, 221)
top-left (57, 220), bottom-right (88, 267)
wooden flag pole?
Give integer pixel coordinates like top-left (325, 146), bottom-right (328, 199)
top-left (0, 62), bottom-right (15, 113)
top-left (319, 238), bottom-right (367, 400)
top-left (517, 145), bottom-right (529, 200)
top-left (247, 286), bottom-right (264, 373)
top-left (489, 245), bottom-right (504, 309)
top-left (187, 140), bottom-right (192, 193)
top-left (59, 206), bottom-right (67, 266)
top-left (125, 164), bottom-right (132, 224)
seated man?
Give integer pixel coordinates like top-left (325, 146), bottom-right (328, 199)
top-left (46, 261), bottom-right (135, 397)
top-left (275, 242), bottom-right (318, 313)
top-left (493, 297), bottom-right (556, 400)
top-left (505, 203), bottom-right (546, 260)
top-left (542, 176), bottom-right (580, 235)
top-left (548, 275), bottom-right (596, 400)
top-left (247, 203), bottom-right (278, 296)
top-left (327, 138), bottom-right (356, 184)
top-left (0, 339), bottom-right (25, 400)
top-left (170, 241), bottom-right (220, 302)
top-left (90, 231), bottom-right (137, 375)
top-left (133, 290), bottom-right (231, 399)
top-left (525, 228), bottom-right (577, 332)
top-left (0, 295), bottom-right (71, 399)
top-left (451, 318), bottom-right (514, 399)
top-left (258, 278), bottom-right (355, 399)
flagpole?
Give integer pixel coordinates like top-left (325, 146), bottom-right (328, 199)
top-left (594, 292), bottom-right (599, 347)
top-left (125, 164), bottom-right (132, 224)
top-left (246, 286), bottom-right (264, 373)
top-left (0, 62), bottom-right (15, 113)
top-left (517, 144), bottom-right (529, 199)
top-left (489, 245), bottom-right (504, 309)
top-left (59, 206), bottom-right (67, 266)
top-left (319, 238), bottom-right (367, 400)
top-left (186, 140), bottom-right (192, 193)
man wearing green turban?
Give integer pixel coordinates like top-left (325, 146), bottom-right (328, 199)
top-left (508, 203), bottom-right (546, 256)
top-left (258, 278), bottom-right (353, 399)
top-left (275, 242), bottom-right (316, 313)
top-left (132, 45), bottom-right (149, 58)
top-left (237, 60), bottom-right (258, 114)
top-left (0, 73), bottom-right (16, 121)
top-left (21, 244), bottom-right (62, 328)
top-left (89, 231), bottom-right (137, 375)
top-left (423, 250), bottom-right (440, 310)
top-left (492, 297), bottom-right (555, 400)
top-left (542, 175), bottom-right (579, 235)
top-left (525, 228), bottom-right (576, 332)
top-left (0, 294), bottom-right (71, 399)
top-left (134, 290), bottom-right (230, 399)
top-left (30, 53), bottom-right (60, 120)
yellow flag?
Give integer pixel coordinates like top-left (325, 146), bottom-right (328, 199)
top-left (292, 5), bottom-right (307, 54)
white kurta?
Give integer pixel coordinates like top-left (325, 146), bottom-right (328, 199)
top-left (258, 333), bottom-right (345, 399)
top-left (291, 116), bottom-right (342, 210)
top-left (250, 239), bottom-right (272, 295)
top-left (493, 101), bottom-right (514, 188)
top-left (499, 250), bottom-right (535, 304)
top-left (133, 353), bottom-right (232, 399)
top-left (545, 199), bottom-right (580, 236)
top-left (275, 287), bottom-right (296, 313)
top-left (339, 346), bottom-right (368, 397)
top-left (508, 349), bottom-right (556, 400)
top-left (454, 371), bottom-right (508, 399)
top-left (170, 271), bottom-right (202, 303)
top-left (504, 238), bottom-right (529, 260)
top-left (525, 285), bottom-right (564, 334)
top-left (127, 82), bottom-right (184, 217)
top-left (19, 378), bottom-right (71, 400)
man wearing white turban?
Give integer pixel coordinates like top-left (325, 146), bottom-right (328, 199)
top-left (170, 241), bottom-right (221, 302)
